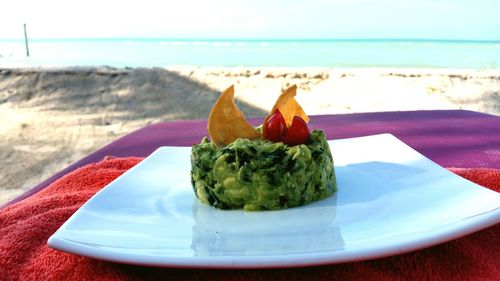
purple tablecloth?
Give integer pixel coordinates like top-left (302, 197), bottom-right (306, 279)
top-left (4, 109), bottom-right (500, 208)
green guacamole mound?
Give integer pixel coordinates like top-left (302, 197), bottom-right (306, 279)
top-left (190, 130), bottom-right (336, 211)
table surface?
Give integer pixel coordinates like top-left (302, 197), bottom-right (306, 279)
top-left (4, 109), bottom-right (500, 208)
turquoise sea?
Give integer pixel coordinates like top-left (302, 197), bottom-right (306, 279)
top-left (0, 38), bottom-right (499, 69)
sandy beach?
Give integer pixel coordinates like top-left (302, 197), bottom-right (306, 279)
top-left (1, 66), bottom-right (499, 205)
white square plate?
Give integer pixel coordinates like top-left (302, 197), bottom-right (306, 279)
top-left (48, 134), bottom-right (500, 268)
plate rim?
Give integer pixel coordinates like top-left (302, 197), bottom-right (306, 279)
top-left (47, 133), bottom-right (500, 268)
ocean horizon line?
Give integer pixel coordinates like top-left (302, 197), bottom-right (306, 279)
top-left (1, 37), bottom-right (498, 69)
top-left (1, 37), bottom-right (499, 44)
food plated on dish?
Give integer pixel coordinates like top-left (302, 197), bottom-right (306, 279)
top-left (46, 84), bottom-right (500, 268)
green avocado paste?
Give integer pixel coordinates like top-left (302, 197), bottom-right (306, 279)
top-left (190, 130), bottom-right (336, 211)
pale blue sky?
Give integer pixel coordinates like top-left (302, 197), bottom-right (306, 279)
top-left (1, 0), bottom-right (499, 40)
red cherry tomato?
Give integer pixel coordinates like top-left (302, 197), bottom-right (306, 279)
top-left (263, 109), bottom-right (287, 142)
top-left (283, 116), bottom-right (310, 146)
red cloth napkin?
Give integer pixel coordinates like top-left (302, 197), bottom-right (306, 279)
top-left (0, 157), bottom-right (499, 281)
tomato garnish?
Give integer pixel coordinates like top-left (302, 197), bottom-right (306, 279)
top-left (282, 116), bottom-right (310, 146)
top-left (263, 109), bottom-right (287, 142)
top-left (263, 110), bottom-right (310, 145)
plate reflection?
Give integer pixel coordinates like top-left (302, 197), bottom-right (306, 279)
top-left (191, 196), bottom-right (344, 256)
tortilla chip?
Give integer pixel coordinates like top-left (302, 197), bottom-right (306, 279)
top-left (208, 85), bottom-right (261, 147)
top-left (267, 85), bottom-right (309, 126)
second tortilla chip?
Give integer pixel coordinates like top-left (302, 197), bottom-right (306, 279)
top-left (267, 85), bottom-right (309, 127)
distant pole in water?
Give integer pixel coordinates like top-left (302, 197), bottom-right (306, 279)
top-left (24, 23), bottom-right (30, 57)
